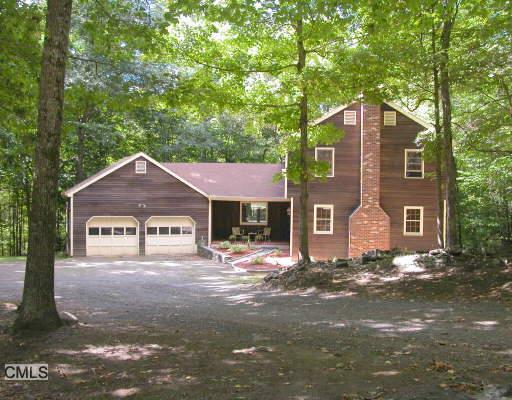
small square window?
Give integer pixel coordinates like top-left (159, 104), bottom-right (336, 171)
top-left (404, 207), bottom-right (423, 236)
top-left (170, 226), bottom-right (181, 235)
top-left (383, 111), bottom-right (396, 126)
top-left (315, 148), bottom-right (335, 177)
top-left (113, 227), bottom-right (125, 236)
top-left (405, 149), bottom-right (424, 178)
top-left (182, 226), bottom-right (192, 235)
top-left (88, 227), bottom-right (99, 236)
top-left (135, 161), bottom-right (146, 174)
top-left (147, 227), bottom-right (157, 235)
top-left (101, 227), bottom-right (112, 236)
top-left (159, 226), bottom-right (170, 235)
top-left (125, 227), bottom-right (136, 235)
top-left (344, 110), bottom-right (357, 125)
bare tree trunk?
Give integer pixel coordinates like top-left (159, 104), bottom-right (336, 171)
top-left (14, 0), bottom-right (73, 332)
top-left (75, 107), bottom-right (95, 182)
top-left (75, 124), bottom-right (86, 182)
top-left (432, 24), bottom-right (444, 248)
top-left (296, 16), bottom-right (310, 263)
top-left (439, 0), bottom-right (460, 250)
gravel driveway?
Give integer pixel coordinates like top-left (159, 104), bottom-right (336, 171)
top-left (0, 256), bottom-right (511, 399)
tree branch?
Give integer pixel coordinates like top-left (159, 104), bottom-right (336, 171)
top-left (183, 53), bottom-right (296, 74)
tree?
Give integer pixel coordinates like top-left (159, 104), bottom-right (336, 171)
top-left (14, 0), bottom-right (73, 332)
top-left (439, 0), bottom-right (460, 249)
top-left (171, 0), bottom-right (364, 262)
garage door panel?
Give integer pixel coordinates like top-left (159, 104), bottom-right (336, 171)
top-left (87, 216), bottom-right (139, 256)
top-left (146, 216), bottom-right (196, 255)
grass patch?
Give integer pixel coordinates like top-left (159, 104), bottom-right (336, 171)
top-left (0, 256), bottom-right (26, 263)
top-left (0, 253), bottom-right (69, 264)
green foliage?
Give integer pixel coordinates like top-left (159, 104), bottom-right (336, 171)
top-left (229, 244), bottom-right (248, 254)
top-left (272, 249), bottom-right (282, 257)
top-left (218, 241), bottom-right (231, 249)
top-left (0, 0), bottom-right (510, 254)
top-left (251, 256), bottom-right (265, 265)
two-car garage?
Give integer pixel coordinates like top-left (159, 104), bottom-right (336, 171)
top-left (86, 216), bottom-right (196, 256)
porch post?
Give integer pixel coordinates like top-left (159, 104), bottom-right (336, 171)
top-left (208, 198), bottom-right (212, 247)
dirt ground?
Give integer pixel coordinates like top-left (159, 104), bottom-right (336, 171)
top-left (0, 256), bottom-right (511, 399)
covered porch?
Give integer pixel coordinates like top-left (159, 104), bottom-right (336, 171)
top-left (211, 199), bottom-right (291, 247)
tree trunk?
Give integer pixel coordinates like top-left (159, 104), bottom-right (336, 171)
top-left (75, 124), bottom-right (86, 182)
top-left (296, 16), bottom-right (310, 263)
top-left (14, 0), bottom-right (73, 332)
top-left (439, 0), bottom-right (460, 250)
top-left (75, 107), bottom-right (95, 182)
top-left (432, 23), bottom-right (444, 248)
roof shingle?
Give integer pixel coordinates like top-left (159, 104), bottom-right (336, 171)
top-left (165, 162), bottom-right (285, 199)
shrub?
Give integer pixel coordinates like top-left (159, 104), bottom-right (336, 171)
top-left (229, 244), bottom-right (248, 254)
top-left (251, 256), bottom-right (265, 265)
top-left (255, 234), bottom-right (263, 241)
top-left (218, 241), bottom-right (231, 249)
top-left (272, 249), bottom-right (282, 257)
top-left (228, 234), bottom-right (236, 242)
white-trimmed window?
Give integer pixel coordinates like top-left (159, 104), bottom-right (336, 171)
top-left (314, 204), bottom-right (333, 234)
top-left (315, 147), bottom-right (335, 177)
top-left (383, 111), bottom-right (397, 126)
top-left (344, 110), bottom-right (357, 125)
top-left (135, 160), bottom-right (147, 174)
top-left (404, 149), bottom-right (424, 178)
top-left (403, 206), bottom-right (423, 236)
top-left (240, 202), bottom-right (268, 225)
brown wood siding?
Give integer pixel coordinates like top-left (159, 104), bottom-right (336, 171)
top-left (288, 103), bottom-right (361, 259)
top-left (72, 157), bottom-right (209, 256)
top-left (380, 103), bottom-right (439, 251)
top-left (212, 201), bottom-right (290, 241)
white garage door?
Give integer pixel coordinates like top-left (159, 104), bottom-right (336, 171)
top-left (145, 216), bottom-right (196, 255)
top-left (86, 216), bottom-right (139, 256)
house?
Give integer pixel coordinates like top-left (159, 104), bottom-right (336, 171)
top-left (64, 101), bottom-right (440, 259)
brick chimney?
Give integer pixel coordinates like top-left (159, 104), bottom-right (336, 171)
top-left (348, 103), bottom-right (390, 257)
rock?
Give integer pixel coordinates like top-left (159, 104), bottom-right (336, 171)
top-left (429, 248), bottom-right (448, 256)
top-left (263, 272), bottom-right (279, 282)
top-left (446, 246), bottom-right (463, 256)
top-left (473, 385), bottom-right (512, 400)
top-left (60, 311), bottom-right (79, 326)
top-left (334, 259), bottom-right (349, 268)
top-left (362, 249), bottom-right (387, 264)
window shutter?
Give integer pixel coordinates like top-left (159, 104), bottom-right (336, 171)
top-left (344, 110), bottom-right (357, 125)
top-left (383, 111), bottom-right (396, 126)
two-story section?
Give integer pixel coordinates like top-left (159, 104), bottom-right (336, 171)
top-left (287, 101), bottom-right (440, 260)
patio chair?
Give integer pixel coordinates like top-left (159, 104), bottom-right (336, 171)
top-left (232, 227), bottom-right (243, 241)
top-left (262, 227), bottom-right (271, 242)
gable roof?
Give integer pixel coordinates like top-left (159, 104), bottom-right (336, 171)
top-left (164, 162), bottom-right (285, 200)
top-left (63, 152), bottom-right (209, 198)
top-left (313, 100), bottom-right (434, 130)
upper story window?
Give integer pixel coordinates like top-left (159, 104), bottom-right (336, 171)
top-left (404, 149), bottom-right (424, 178)
top-left (135, 160), bottom-right (147, 174)
top-left (383, 111), bottom-right (397, 126)
top-left (315, 147), bottom-right (335, 177)
top-left (404, 206), bottom-right (423, 236)
top-left (240, 202), bottom-right (268, 225)
top-left (314, 204), bottom-right (333, 234)
top-left (344, 110), bottom-right (357, 125)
